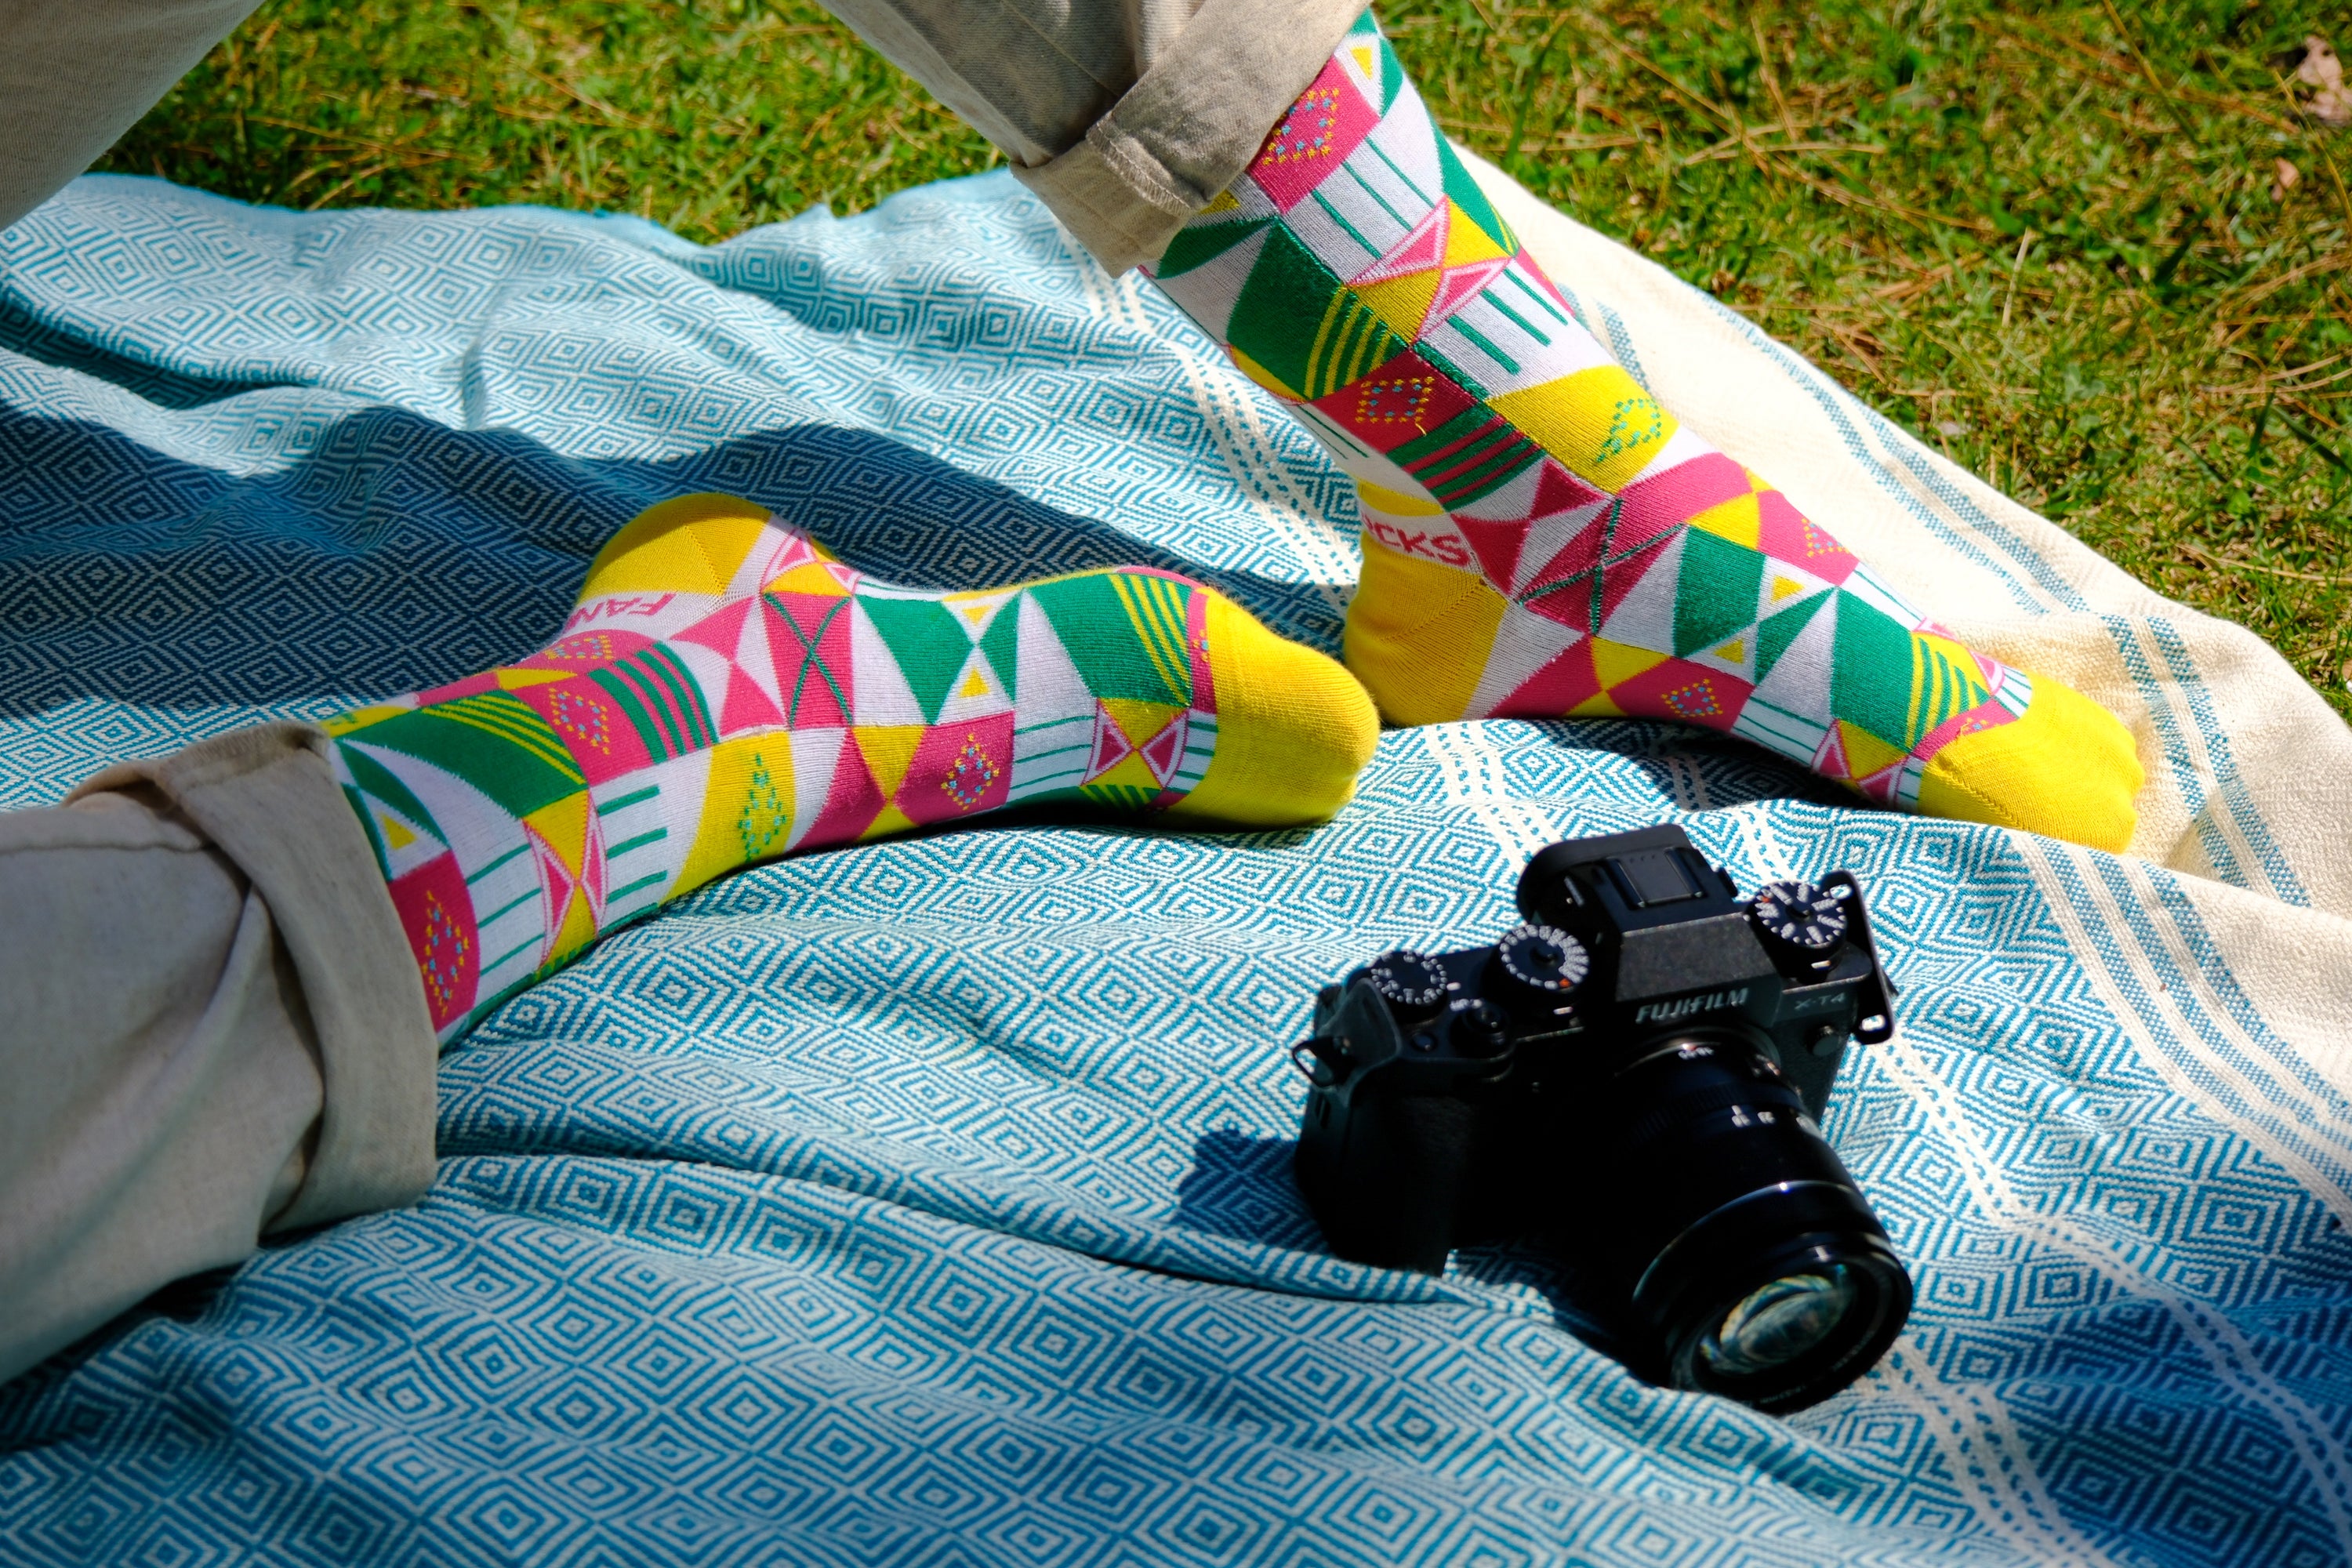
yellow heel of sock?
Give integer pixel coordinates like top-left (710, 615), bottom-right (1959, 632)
top-left (579, 492), bottom-right (808, 601)
top-left (1341, 538), bottom-right (1508, 727)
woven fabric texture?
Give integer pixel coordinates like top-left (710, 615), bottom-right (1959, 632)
top-left (2, 168), bottom-right (2349, 1568)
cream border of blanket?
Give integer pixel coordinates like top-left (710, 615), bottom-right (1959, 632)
top-left (1462, 149), bottom-right (2352, 1101)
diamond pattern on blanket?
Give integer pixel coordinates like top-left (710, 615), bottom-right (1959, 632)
top-left (1, 172), bottom-right (2347, 1568)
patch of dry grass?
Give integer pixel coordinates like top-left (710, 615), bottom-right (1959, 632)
top-left (1399, 1), bottom-right (2352, 720)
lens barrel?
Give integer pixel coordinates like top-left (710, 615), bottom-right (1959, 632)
top-left (1581, 1029), bottom-right (1912, 1413)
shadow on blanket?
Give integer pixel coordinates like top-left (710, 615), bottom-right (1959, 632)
top-left (1175, 1127), bottom-right (1639, 1363)
top-left (1, 399), bottom-right (1857, 828)
top-left (0, 403), bottom-right (1343, 724)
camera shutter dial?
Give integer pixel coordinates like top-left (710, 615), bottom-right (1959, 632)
top-left (1363, 949), bottom-right (1448, 1020)
top-left (1750, 880), bottom-right (1850, 958)
top-left (1495, 924), bottom-right (1589, 996)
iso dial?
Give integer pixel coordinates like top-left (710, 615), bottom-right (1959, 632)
top-left (1363, 949), bottom-right (1448, 1021)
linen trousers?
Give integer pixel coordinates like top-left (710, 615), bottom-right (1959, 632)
top-left (0, 0), bottom-right (1367, 269)
top-left (0, 0), bottom-right (1368, 1385)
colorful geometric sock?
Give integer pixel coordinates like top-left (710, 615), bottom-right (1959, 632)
top-left (327, 494), bottom-right (1378, 1042)
top-left (1145, 12), bottom-right (2143, 851)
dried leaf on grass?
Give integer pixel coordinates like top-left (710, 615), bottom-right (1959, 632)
top-left (2276, 35), bottom-right (2352, 127)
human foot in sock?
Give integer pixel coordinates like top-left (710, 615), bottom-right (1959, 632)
top-left (1145, 13), bottom-right (2142, 851)
top-left (326, 494), bottom-right (1377, 1041)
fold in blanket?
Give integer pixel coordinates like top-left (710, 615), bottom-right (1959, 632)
top-left (2, 168), bottom-right (2348, 1566)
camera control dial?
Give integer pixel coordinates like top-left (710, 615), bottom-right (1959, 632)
top-left (1749, 880), bottom-right (1850, 960)
top-left (1495, 924), bottom-right (1590, 997)
top-left (1363, 950), bottom-right (1448, 1020)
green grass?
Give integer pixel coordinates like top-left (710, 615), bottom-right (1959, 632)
top-left (99, 0), bottom-right (2352, 720)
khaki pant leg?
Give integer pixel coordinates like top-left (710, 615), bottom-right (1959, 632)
top-left (0, 724), bottom-right (434, 1386)
top-left (1, 0), bottom-right (1370, 270)
top-left (813, 0), bottom-right (1372, 272)
top-left (0, 0), bottom-right (265, 231)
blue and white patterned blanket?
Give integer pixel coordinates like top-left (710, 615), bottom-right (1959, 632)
top-left (2, 173), bottom-right (2347, 1567)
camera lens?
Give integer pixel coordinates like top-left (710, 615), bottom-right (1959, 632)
top-left (1584, 1032), bottom-right (1912, 1413)
top-left (1699, 1267), bottom-right (1857, 1377)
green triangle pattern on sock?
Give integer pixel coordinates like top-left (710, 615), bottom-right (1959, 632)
top-left (1671, 532), bottom-right (1767, 658)
top-left (1829, 590), bottom-right (1919, 750)
top-left (1029, 574), bottom-right (1191, 707)
top-left (1225, 227), bottom-right (1349, 397)
top-left (353, 695), bottom-right (584, 819)
top-left (338, 742), bottom-right (448, 879)
top-left (339, 742), bottom-right (444, 846)
top-left (1307, 293), bottom-right (1413, 399)
top-left (1435, 134), bottom-right (1514, 255)
top-left (861, 596), bottom-right (976, 723)
top-left (1753, 593), bottom-right (1829, 683)
top-left (1915, 637), bottom-right (1994, 739)
top-left (1156, 216), bottom-right (1275, 281)
top-left (979, 597), bottom-right (1022, 704)
top-left (1367, 31), bottom-right (1406, 112)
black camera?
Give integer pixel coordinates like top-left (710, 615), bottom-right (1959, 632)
top-left (1292, 825), bottom-right (1911, 1414)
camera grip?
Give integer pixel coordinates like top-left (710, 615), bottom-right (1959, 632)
top-left (1297, 1089), bottom-right (1480, 1275)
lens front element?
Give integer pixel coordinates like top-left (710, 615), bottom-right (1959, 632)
top-left (1700, 1267), bottom-right (1858, 1378)
top-left (1602, 1033), bottom-right (1914, 1412)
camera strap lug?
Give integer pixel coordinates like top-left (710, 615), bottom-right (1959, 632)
top-left (1820, 870), bottom-right (1899, 1044)
top-left (1289, 1037), bottom-right (1342, 1086)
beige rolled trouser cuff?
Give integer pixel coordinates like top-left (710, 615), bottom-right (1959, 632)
top-left (822, 0), bottom-right (1372, 272)
top-left (0, 724), bottom-right (436, 1386)
top-left (0, 0), bottom-right (267, 233)
top-left (1, 0), bottom-right (1371, 274)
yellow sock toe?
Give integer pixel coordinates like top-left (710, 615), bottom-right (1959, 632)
top-left (1916, 673), bottom-right (2143, 852)
top-left (1167, 593), bottom-right (1381, 829)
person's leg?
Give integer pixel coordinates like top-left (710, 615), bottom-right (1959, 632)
top-left (0, 0), bottom-right (265, 232)
top-left (1136, 14), bottom-right (2140, 851)
top-left (330, 493), bottom-right (1377, 1043)
top-left (838, 1), bottom-right (2139, 849)
top-left (0, 725), bottom-right (435, 1386)
top-left (0, 495), bottom-right (1370, 1380)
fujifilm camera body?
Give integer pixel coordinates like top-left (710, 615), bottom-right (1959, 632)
top-left (1293, 824), bottom-right (1910, 1412)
